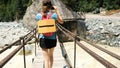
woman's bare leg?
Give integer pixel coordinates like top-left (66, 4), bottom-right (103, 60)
top-left (48, 47), bottom-right (55, 68)
top-left (42, 47), bottom-right (55, 68)
top-left (42, 48), bottom-right (49, 68)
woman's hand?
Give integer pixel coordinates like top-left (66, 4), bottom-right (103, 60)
top-left (53, 6), bottom-right (59, 13)
top-left (53, 6), bottom-right (63, 24)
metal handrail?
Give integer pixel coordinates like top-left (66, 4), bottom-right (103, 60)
top-left (56, 23), bottom-right (117, 68)
top-left (0, 28), bottom-right (36, 54)
top-left (57, 22), bottom-right (120, 61)
top-left (0, 39), bottom-right (21, 54)
top-left (0, 28), bottom-right (37, 68)
top-left (56, 23), bottom-right (76, 68)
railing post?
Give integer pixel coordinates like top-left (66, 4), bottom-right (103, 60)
top-left (20, 37), bottom-right (26, 68)
top-left (74, 36), bottom-right (77, 68)
top-left (34, 29), bottom-right (37, 56)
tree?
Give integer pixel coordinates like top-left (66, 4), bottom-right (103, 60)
top-left (0, 0), bottom-right (32, 22)
top-left (63, 0), bottom-right (120, 12)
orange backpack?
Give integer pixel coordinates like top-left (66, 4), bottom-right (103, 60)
top-left (37, 13), bottom-right (56, 36)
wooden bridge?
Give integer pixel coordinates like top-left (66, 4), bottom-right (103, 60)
top-left (0, 25), bottom-right (72, 68)
top-left (32, 41), bottom-right (69, 68)
top-left (0, 0), bottom-right (120, 68)
top-left (0, 22), bottom-right (120, 68)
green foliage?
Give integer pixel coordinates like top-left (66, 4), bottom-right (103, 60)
top-left (104, 0), bottom-right (120, 10)
top-left (0, 0), bottom-right (32, 22)
top-left (63, 0), bottom-right (120, 12)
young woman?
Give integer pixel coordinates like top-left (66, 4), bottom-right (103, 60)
top-left (36, 1), bottom-right (63, 68)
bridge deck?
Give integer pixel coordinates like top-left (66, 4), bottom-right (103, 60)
top-left (32, 42), bottom-right (67, 68)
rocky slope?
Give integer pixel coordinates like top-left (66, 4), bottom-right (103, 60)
top-left (85, 13), bottom-right (120, 46)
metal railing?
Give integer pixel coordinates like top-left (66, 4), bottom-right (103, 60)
top-left (0, 22), bottom-right (119, 68)
top-left (56, 23), bottom-right (77, 68)
top-left (0, 28), bottom-right (37, 68)
top-left (56, 23), bottom-right (118, 68)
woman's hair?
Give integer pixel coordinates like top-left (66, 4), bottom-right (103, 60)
top-left (42, 1), bottom-right (54, 11)
top-left (42, 1), bottom-right (55, 14)
top-left (42, 6), bottom-right (48, 13)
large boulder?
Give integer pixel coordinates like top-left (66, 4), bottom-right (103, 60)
top-left (22, 0), bottom-right (83, 30)
top-left (23, 0), bottom-right (42, 30)
top-left (22, 0), bottom-right (85, 42)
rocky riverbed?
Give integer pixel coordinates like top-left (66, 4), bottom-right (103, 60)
top-left (85, 14), bottom-right (120, 46)
top-left (0, 14), bottom-right (120, 47)
top-left (0, 21), bottom-right (29, 47)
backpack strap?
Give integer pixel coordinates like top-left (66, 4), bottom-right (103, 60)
top-left (41, 13), bottom-right (54, 37)
top-left (41, 13), bottom-right (53, 20)
top-left (47, 13), bottom-right (53, 19)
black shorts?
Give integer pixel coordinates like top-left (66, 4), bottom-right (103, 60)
top-left (39, 38), bottom-right (57, 49)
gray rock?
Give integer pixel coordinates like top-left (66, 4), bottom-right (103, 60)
top-left (85, 16), bottom-right (120, 46)
top-left (0, 22), bottom-right (29, 46)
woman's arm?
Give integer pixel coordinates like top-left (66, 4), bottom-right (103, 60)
top-left (53, 6), bottom-right (63, 24)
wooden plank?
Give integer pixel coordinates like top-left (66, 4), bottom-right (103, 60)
top-left (32, 42), bottom-right (67, 68)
